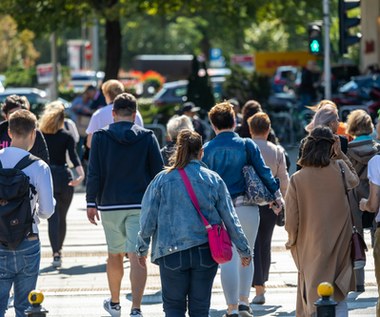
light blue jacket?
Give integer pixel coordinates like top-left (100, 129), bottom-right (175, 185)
top-left (202, 131), bottom-right (279, 199)
top-left (136, 160), bottom-right (251, 263)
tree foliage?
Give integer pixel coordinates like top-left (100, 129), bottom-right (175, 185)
top-left (0, 0), bottom-right (352, 80)
top-left (0, 15), bottom-right (39, 72)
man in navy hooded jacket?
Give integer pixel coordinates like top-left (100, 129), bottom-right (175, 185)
top-left (86, 93), bottom-right (163, 317)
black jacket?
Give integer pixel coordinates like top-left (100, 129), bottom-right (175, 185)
top-left (0, 121), bottom-right (50, 163)
top-left (86, 121), bottom-right (164, 211)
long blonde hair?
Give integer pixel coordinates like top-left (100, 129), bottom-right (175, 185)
top-left (39, 101), bottom-right (65, 134)
top-left (166, 129), bottom-right (202, 172)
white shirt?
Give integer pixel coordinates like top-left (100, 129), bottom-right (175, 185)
top-left (86, 104), bottom-right (144, 135)
top-left (0, 147), bottom-right (55, 233)
top-left (367, 155), bottom-right (380, 222)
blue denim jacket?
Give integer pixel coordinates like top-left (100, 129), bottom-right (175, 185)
top-left (137, 160), bottom-right (251, 263)
top-left (202, 131), bottom-right (279, 199)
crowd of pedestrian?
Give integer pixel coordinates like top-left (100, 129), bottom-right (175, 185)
top-left (1, 78), bottom-right (380, 317)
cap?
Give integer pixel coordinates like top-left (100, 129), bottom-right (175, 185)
top-left (182, 102), bottom-right (200, 113)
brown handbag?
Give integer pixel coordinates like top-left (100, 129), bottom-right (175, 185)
top-left (339, 162), bottom-right (368, 270)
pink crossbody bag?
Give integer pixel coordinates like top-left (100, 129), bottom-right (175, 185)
top-left (178, 168), bottom-right (233, 264)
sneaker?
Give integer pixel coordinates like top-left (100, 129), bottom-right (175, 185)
top-left (103, 298), bottom-right (121, 317)
top-left (238, 304), bottom-right (253, 317)
top-left (251, 293), bottom-right (265, 305)
top-left (52, 256), bottom-right (62, 268)
top-left (130, 308), bottom-right (143, 316)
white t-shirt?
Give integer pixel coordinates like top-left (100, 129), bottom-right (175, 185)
top-left (0, 147), bottom-right (55, 233)
top-left (367, 155), bottom-right (380, 222)
top-left (86, 104), bottom-right (144, 134)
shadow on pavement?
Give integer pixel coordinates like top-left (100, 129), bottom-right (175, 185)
top-left (40, 263), bottom-right (106, 275)
top-left (210, 306), bottom-right (295, 317)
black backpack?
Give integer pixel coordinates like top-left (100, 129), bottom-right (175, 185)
top-left (0, 154), bottom-right (38, 249)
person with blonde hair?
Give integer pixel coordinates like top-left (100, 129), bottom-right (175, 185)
top-left (137, 129), bottom-right (251, 317)
top-left (161, 115), bottom-right (194, 165)
top-left (346, 109), bottom-right (380, 292)
top-left (39, 102), bottom-right (85, 267)
top-left (86, 79), bottom-right (143, 148)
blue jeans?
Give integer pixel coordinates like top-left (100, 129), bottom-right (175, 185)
top-left (158, 243), bottom-right (218, 317)
top-left (0, 239), bottom-right (40, 317)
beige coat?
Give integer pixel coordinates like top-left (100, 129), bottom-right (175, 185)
top-left (285, 156), bottom-right (359, 316)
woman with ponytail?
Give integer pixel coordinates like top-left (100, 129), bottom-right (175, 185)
top-left (137, 129), bottom-right (251, 317)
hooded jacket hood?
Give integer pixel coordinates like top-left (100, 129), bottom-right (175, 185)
top-left (102, 121), bottom-right (153, 145)
top-left (347, 139), bottom-right (380, 167)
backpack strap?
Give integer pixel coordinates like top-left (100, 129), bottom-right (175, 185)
top-left (14, 154), bottom-right (40, 170)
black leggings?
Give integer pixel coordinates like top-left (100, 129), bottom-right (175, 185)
top-left (252, 205), bottom-right (277, 286)
top-left (48, 167), bottom-right (74, 254)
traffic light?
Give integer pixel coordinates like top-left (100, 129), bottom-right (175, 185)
top-left (308, 22), bottom-right (322, 55)
top-left (339, 0), bottom-right (361, 55)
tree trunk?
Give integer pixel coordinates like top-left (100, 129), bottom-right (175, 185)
top-left (104, 19), bottom-right (121, 81)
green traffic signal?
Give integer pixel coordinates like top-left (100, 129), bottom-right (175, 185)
top-left (308, 22), bottom-right (323, 55)
top-left (310, 39), bottom-right (321, 53)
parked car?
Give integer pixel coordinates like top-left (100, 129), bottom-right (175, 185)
top-left (271, 66), bottom-right (301, 93)
top-left (320, 64), bottom-right (361, 94)
top-left (153, 77), bottom-right (226, 107)
top-left (68, 70), bottom-right (104, 93)
top-left (0, 88), bottom-right (71, 118)
top-left (0, 75), bottom-right (5, 93)
top-left (338, 74), bottom-right (380, 98)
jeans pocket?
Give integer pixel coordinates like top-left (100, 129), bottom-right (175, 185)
top-left (0, 255), bottom-right (11, 279)
top-left (163, 252), bottom-right (182, 271)
top-left (198, 245), bottom-right (216, 268)
top-left (23, 249), bottom-right (40, 277)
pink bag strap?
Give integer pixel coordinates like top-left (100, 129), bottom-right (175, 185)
top-left (178, 168), bottom-right (211, 229)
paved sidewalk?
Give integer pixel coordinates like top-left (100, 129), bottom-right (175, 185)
top-left (5, 191), bottom-right (378, 316)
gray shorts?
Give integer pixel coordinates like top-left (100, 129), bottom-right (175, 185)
top-left (101, 209), bottom-right (140, 254)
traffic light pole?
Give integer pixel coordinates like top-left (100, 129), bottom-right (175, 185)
top-left (323, 0), bottom-right (331, 100)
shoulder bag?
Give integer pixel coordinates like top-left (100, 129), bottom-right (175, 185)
top-left (339, 162), bottom-right (368, 270)
top-left (243, 139), bottom-right (276, 206)
top-left (178, 168), bottom-right (233, 264)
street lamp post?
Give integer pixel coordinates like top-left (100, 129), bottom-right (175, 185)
top-left (323, 0), bottom-right (332, 100)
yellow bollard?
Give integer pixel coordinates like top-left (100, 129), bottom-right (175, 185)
top-left (24, 290), bottom-right (49, 316)
top-left (314, 282), bottom-right (337, 317)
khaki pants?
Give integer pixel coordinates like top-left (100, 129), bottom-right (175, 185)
top-left (374, 228), bottom-right (380, 317)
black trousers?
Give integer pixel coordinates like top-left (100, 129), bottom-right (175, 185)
top-left (252, 205), bottom-right (277, 286)
top-left (48, 166), bottom-right (74, 254)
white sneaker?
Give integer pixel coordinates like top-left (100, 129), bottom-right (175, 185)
top-left (103, 298), bottom-right (121, 317)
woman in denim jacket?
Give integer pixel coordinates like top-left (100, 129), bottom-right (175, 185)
top-left (137, 130), bottom-right (251, 317)
top-left (202, 102), bottom-right (282, 317)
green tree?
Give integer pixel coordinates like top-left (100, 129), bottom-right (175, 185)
top-left (0, 15), bottom-right (39, 72)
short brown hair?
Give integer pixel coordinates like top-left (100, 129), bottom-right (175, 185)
top-left (113, 93), bottom-right (137, 117)
top-left (102, 80), bottom-right (125, 102)
top-left (208, 102), bottom-right (235, 130)
top-left (298, 126), bottom-right (335, 168)
top-left (8, 109), bottom-right (37, 137)
top-left (346, 109), bottom-right (373, 136)
top-left (247, 112), bottom-right (271, 135)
